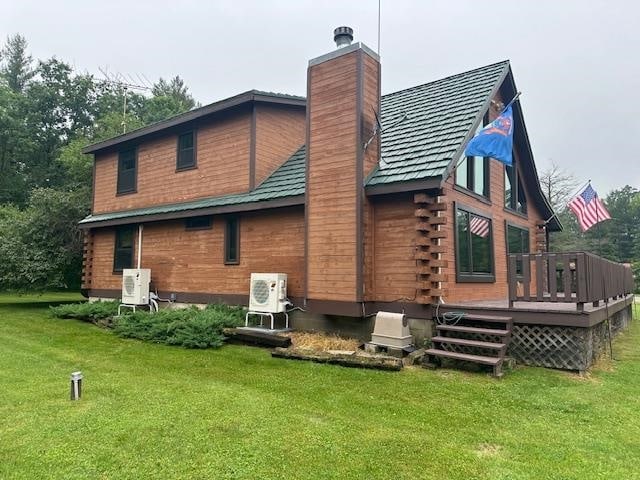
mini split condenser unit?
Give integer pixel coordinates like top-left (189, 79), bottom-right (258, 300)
top-left (121, 268), bottom-right (151, 305)
top-left (249, 273), bottom-right (288, 313)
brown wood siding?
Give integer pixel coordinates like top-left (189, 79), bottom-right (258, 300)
top-left (306, 51), bottom-right (359, 302)
top-left (441, 152), bottom-right (543, 303)
top-left (93, 109), bottom-right (252, 214)
top-left (371, 195), bottom-right (417, 302)
top-left (362, 53), bottom-right (381, 301)
top-left (89, 207), bottom-right (305, 299)
top-left (254, 105), bottom-right (305, 186)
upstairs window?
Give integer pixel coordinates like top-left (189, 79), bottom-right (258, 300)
top-left (455, 204), bottom-right (495, 282)
top-left (224, 217), bottom-right (239, 264)
top-left (455, 122), bottom-right (489, 198)
top-left (113, 226), bottom-right (135, 272)
top-left (506, 223), bottom-right (530, 276)
top-left (117, 149), bottom-right (137, 194)
top-left (455, 154), bottom-right (489, 198)
top-left (177, 131), bottom-right (196, 170)
top-left (505, 163), bottom-right (527, 214)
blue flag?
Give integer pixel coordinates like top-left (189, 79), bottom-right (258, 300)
top-left (464, 105), bottom-right (514, 166)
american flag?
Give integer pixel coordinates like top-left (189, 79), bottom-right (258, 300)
top-left (568, 184), bottom-right (611, 232)
top-left (470, 215), bottom-right (490, 238)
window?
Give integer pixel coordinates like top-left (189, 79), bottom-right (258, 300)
top-left (117, 149), bottom-right (137, 194)
top-left (455, 122), bottom-right (490, 198)
top-left (506, 223), bottom-right (530, 276)
top-left (505, 163), bottom-right (527, 214)
top-left (185, 216), bottom-right (212, 230)
top-left (455, 155), bottom-right (489, 198)
top-left (224, 217), bottom-right (239, 264)
top-left (177, 131), bottom-right (196, 170)
top-left (113, 226), bottom-right (135, 272)
top-left (455, 204), bottom-right (495, 282)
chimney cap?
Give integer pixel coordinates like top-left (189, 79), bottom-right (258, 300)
top-left (334, 26), bottom-right (354, 48)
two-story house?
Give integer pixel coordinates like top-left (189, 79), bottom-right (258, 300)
top-left (80, 29), bottom-right (633, 371)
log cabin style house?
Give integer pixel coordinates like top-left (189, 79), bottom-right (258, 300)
top-left (80, 30), bottom-right (633, 371)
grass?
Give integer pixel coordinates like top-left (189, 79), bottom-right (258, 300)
top-left (1, 294), bottom-right (639, 480)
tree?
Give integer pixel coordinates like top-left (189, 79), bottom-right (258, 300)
top-left (539, 162), bottom-right (585, 252)
top-left (0, 34), bottom-right (201, 291)
top-left (0, 34), bottom-right (34, 92)
top-left (539, 161), bottom-right (579, 212)
top-left (0, 188), bottom-right (88, 290)
top-left (143, 76), bottom-right (197, 124)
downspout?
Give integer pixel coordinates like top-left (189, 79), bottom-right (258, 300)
top-left (137, 224), bottom-right (143, 269)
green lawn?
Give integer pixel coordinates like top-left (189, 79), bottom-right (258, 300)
top-left (1, 294), bottom-right (639, 480)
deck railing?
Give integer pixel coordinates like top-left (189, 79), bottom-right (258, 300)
top-left (508, 252), bottom-right (635, 310)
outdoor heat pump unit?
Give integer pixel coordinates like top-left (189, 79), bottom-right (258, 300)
top-left (249, 273), bottom-right (288, 313)
top-left (121, 268), bottom-right (151, 305)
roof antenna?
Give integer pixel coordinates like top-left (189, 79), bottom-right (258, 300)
top-left (99, 67), bottom-right (151, 133)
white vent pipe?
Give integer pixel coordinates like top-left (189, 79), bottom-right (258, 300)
top-left (137, 224), bottom-right (143, 269)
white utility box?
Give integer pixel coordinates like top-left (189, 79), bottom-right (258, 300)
top-left (370, 311), bottom-right (413, 348)
top-left (121, 268), bottom-right (151, 305)
top-left (249, 273), bottom-right (288, 313)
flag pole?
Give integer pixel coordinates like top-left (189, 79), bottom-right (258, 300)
top-left (542, 178), bottom-right (591, 226)
top-left (501, 91), bottom-right (522, 113)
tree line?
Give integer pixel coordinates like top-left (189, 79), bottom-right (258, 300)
top-left (539, 163), bottom-right (639, 290)
top-left (0, 34), bottom-right (637, 292)
top-left (0, 34), bottom-right (197, 290)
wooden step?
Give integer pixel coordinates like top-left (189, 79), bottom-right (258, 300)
top-left (431, 336), bottom-right (506, 351)
top-left (425, 348), bottom-right (502, 366)
top-left (448, 313), bottom-right (513, 324)
top-left (436, 324), bottom-right (510, 337)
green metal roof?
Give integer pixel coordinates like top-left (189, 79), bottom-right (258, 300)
top-left (80, 61), bottom-right (511, 227)
top-left (368, 60), bottom-right (509, 186)
top-left (79, 146), bottom-right (305, 225)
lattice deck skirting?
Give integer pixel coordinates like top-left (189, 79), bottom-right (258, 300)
top-left (509, 306), bottom-right (632, 371)
top-left (434, 303), bottom-right (632, 371)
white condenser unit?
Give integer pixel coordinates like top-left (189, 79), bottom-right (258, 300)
top-left (122, 268), bottom-right (151, 305)
top-left (249, 273), bottom-right (288, 313)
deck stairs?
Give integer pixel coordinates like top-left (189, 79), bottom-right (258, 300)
top-left (425, 313), bottom-right (513, 377)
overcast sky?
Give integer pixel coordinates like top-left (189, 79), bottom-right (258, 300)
top-left (3, 0), bottom-right (639, 194)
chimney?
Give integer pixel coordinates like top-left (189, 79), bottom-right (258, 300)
top-left (333, 26), bottom-right (353, 48)
top-left (305, 27), bottom-right (381, 313)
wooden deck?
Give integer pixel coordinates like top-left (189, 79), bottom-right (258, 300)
top-left (439, 294), bottom-right (634, 328)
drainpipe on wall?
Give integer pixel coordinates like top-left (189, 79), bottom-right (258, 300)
top-left (137, 224), bottom-right (143, 269)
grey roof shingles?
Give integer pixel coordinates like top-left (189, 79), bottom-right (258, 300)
top-left (80, 61), bottom-right (509, 226)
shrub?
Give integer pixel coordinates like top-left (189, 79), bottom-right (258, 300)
top-left (50, 300), bottom-right (120, 326)
top-left (113, 304), bottom-right (244, 349)
top-left (51, 301), bottom-right (245, 348)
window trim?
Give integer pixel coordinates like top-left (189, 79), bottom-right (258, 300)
top-left (176, 130), bottom-right (197, 172)
top-left (116, 148), bottom-right (137, 195)
top-left (454, 202), bottom-right (496, 283)
top-left (185, 215), bottom-right (212, 231)
top-left (112, 225), bottom-right (135, 274)
top-left (224, 216), bottom-right (240, 265)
